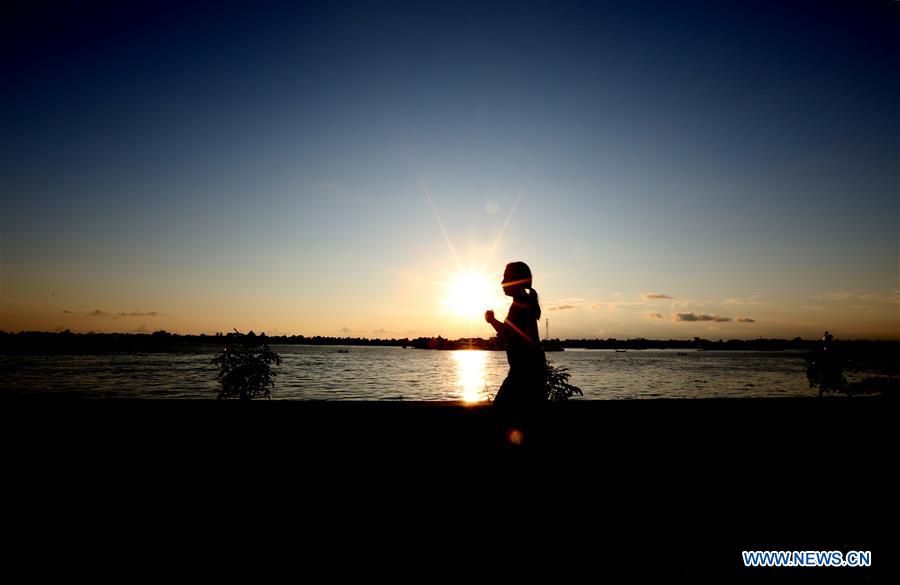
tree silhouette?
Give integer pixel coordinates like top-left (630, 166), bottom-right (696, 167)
top-left (545, 360), bottom-right (582, 401)
top-left (212, 330), bottom-right (281, 400)
top-left (805, 332), bottom-right (846, 396)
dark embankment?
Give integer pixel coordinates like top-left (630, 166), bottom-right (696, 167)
top-left (4, 398), bottom-right (889, 579)
top-left (4, 397), bottom-right (891, 482)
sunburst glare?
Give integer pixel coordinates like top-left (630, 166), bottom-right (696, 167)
top-left (442, 270), bottom-right (506, 319)
top-left (401, 174), bottom-right (527, 325)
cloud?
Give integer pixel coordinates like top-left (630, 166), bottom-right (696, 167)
top-left (340, 326), bottom-right (355, 334)
top-left (79, 309), bottom-right (165, 318)
top-left (589, 301), bottom-right (646, 310)
top-left (724, 296), bottom-right (762, 305)
top-left (648, 313), bottom-right (664, 319)
top-left (813, 291), bottom-right (899, 303)
top-left (737, 317), bottom-right (756, 323)
top-left (372, 328), bottom-right (388, 335)
top-left (813, 292), bottom-right (856, 301)
top-left (547, 298), bottom-right (585, 311)
top-left (866, 291), bottom-right (899, 303)
top-left (556, 297), bottom-right (585, 304)
top-left (642, 293), bottom-right (672, 300)
top-left (670, 299), bottom-right (706, 311)
top-left (134, 323), bottom-right (150, 333)
top-left (675, 313), bottom-right (731, 323)
top-left (62, 310), bottom-right (72, 314)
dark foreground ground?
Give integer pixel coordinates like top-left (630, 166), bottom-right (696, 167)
top-left (3, 396), bottom-right (893, 581)
top-left (4, 394), bottom-right (890, 454)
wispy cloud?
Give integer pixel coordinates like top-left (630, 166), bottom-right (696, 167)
top-left (69, 309), bottom-right (166, 318)
top-left (670, 299), bottom-right (706, 311)
top-left (546, 298), bottom-right (585, 312)
top-left (642, 293), bottom-right (672, 300)
top-left (134, 323), bottom-right (150, 333)
top-left (813, 291), bottom-right (899, 303)
top-left (813, 292), bottom-right (856, 301)
top-left (724, 296), bottom-right (763, 305)
top-left (675, 313), bottom-right (731, 323)
top-left (589, 301), bottom-right (646, 310)
top-left (737, 317), bottom-right (756, 323)
top-left (555, 297), bottom-right (585, 304)
top-left (869, 290), bottom-right (898, 303)
top-left (648, 312), bottom-right (664, 319)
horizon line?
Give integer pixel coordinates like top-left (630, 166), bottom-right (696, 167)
top-left (2, 329), bottom-right (899, 343)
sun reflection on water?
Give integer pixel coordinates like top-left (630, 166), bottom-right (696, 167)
top-left (452, 350), bottom-right (489, 403)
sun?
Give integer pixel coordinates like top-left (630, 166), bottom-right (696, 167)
top-left (442, 271), bottom-right (504, 319)
top-left (408, 174), bottom-right (528, 323)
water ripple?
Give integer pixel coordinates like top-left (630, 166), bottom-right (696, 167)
top-left (0, 346), bottom-right (836, 399)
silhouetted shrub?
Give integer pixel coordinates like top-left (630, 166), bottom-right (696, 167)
top-left (212, 330), bottom-right (281, 400)
top-left (806, 349), bottom-right (847, 396)
top-left (545, 360), bottom-right (582, 401)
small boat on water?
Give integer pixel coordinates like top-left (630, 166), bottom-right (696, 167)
top-left (615, 349), bottom-right (627, 353)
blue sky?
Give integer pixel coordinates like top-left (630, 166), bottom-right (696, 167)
top-left (2, 0), bottom-right (897, 338)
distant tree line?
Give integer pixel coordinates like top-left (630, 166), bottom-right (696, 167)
top-left (561, 336), bottom-right (816, 351)
top-left (1, 329), bottom-right (897, 357)
top-left (0, 330), bottom-right (413, 354)
top-left (405, 336), bottom-right (507, 350)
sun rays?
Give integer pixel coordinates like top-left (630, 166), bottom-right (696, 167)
top-left (420, 175), bottom-right (464, 273)
top-left (397, 174), bottom-right (528, 323)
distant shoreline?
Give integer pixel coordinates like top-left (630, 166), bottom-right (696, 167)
top-left (3, 330), bottom-right (898, 355)
top-left (0, 393), bottom-right (889, 403)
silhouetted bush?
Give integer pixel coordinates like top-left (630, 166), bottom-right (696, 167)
top-left (806, 349), bottom-right (846, 396)
top-left (212, 330), bottom-right (281, 400)
top-left (805, 331), bottom-right (847, 396)
top-left (545, 360), bottom-right (582, 401)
